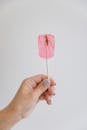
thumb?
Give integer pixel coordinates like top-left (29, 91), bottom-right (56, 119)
top-left (34, 79), bottom-right (50, 97)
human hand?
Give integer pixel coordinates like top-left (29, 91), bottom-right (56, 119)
top-left (9, 74), bottom-right (56, 118)
top-left (0, 74), bottom-right (56, 130)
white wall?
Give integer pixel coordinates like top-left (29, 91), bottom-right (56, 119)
top-left (0, 0), bottom-right (87, 130)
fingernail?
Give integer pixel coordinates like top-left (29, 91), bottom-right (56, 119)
top-left (53, 93), bottom-right (56, 96)
top-left (54, 83), bottom-right (56, 86)
top-left (47, 99), bottom-right (52, 105)
top-left (43, 79), bottom-right (50, 87)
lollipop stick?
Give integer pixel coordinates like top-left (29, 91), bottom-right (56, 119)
top-left (46, 47), bottom-right (49, 78)
top-left (45, 36), bottom-right (49, 79)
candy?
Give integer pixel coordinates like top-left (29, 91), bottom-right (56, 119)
top-left (38, 34), bottom-right (55, 59)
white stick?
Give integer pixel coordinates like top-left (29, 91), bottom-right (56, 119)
top-left (46, 56), bottom-right (48, 77)
top-left (45, 45), bottom-right (49, 79)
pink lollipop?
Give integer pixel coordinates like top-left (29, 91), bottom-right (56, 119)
top-left (38, 34), bottom-right (55, 76)
top-left (38, 34), bottom-right (55, 59)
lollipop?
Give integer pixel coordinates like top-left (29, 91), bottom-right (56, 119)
top-left (38, 34), bottom-right (55, 77)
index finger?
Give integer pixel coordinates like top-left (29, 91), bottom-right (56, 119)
top-left (28, 74), bottom-right (48, 84)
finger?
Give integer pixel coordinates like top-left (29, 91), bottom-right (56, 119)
top-left (39, 94), bottom-right (45, 100)
top-left (26, 74), bottom-right (56, 87)
top-left (45, 95), bottom-right (52, 105)
top-left (48, 85), bottom-right (56, 95)
top-left (39, 84), bottom-right (56, 101)
top-left (43, 85), bottom-right (55, 96)
top-left (29, 74), bottom-right (48, 84)
top-left (49, 77), bottom-right (56, 86)
top-left (34, 79), bottom-right (50, 98)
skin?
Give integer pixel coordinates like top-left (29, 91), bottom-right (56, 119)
top-left (0, 74), bottom-right (56, 130)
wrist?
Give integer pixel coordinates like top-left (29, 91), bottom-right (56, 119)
top-left (0, 105), bottom-right (22, 130)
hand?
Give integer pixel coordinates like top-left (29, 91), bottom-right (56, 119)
top-left (0, 74), bottom-right (56, 130)
top-left (9, 74), bottom-right (56, 118)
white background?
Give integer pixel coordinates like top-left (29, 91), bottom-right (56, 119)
top-left (0, 0), bottom-right (87, 130)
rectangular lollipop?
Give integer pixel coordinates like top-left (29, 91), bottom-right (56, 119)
top-left (38, 34), bottom-right (55, 58)
top-left (38, 34), bottom-right (55, 77)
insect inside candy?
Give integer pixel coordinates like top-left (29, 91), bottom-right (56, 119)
top-left (45, 35), bottom-right (49, 46)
